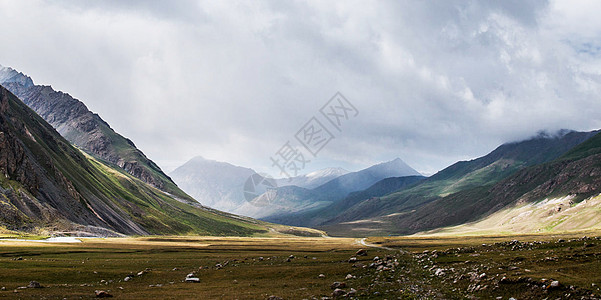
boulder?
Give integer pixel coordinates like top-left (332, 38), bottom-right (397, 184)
top-left (332, 288), bottom-right (346, 297)
top-left (330, 282), bottom-right (346, 289)
top-left (185, 277), bottom-right (200, 283)
top-left (95, 290), bottom-right (113, 298)
top-left (355, 249), bottom-right (368, 256)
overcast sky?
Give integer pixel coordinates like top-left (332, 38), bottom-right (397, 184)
top-left (1, 0), bottom-right (601, 176)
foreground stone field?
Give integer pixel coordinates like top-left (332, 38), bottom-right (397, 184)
top-left (0, 233), bottom-right (600, 299)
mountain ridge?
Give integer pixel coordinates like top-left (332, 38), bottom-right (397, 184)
top-left (0, 84), bottom-right (265, 236)
top-left (320, 129), bottom-right (600, 236)
top-left (0, 65), bottom-right (191, 201)
top-left (258, 158), bottom-right (423, 223)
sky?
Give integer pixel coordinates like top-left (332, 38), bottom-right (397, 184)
top-left (1, 0), bottom-right (601, 176)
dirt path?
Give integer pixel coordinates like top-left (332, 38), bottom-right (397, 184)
top-left (357, 237), bottom-right (399, 251)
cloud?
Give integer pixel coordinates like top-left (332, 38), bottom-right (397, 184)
top-left (1, 0), bottom-right (600, 175)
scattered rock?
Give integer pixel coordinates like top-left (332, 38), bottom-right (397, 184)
top-left (548, 280), bottom-right (561, 289)
top-left (27, 281), bottom-right (42, 288)
top-left (124, 276), bottom-right (132, 282)
top-left (347, 288), bottom-right (357, 296)
top-left (355, 249), bottom-right (368, 256)
top-left (373, 256), bottom-right (380, 261)
top-left (185, 277), bottom-right (200, 283)
top-left (348, 257), bottom-right (357, 263)
top-left (330, 282), bottom-right (346, 289)
top-left (95, 290), bottom-right (113, 298)
top-left (318, 274), bottom-right (326, 278)
top-left (332, 288), bottom-right (346, 297)
top-left (345, 274), bottom-right (355, 280)
top-left (267, 296), bottom-right (283, 300)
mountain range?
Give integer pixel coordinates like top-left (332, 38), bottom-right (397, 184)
top-left (2, 63), bottom-right (601, 238)
top-left (319, 130), bottom-right (601, 236)
top-left (170, 156), bottom-right (418, 219)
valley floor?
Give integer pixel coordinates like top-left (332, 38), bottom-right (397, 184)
top-left (0, 232), bottom-right (600, 299)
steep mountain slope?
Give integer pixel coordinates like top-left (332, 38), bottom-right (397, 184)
top-left (276, 167), bottom-right (349, 189)
top-left (0, 65), bottom-right (191, 201)
top-left (0, 85), bottom-right (265, 236)
top-left (323, 130), bottom-right (601, 236)
top-left (169, 156), bottom-right (257, 213)
top-left (256, 158), bottom-right (422, 223)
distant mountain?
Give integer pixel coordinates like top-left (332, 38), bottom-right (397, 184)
top-left (276, 167), bottom-right (349, 189)
top-left (312, 158), bottom-right (421, 200)
top-left (0, 65), bottom-right (192, 201)
top-left (256, 158), bottom-right (422, 222)
top-left (0, 85), bottom-right (265, 236)
top-left (169, 156), bottom-right (257, 213)
top-left (320, 130), bottom-right (599, 236)
top-left (265, 175), bottom-right (425, 227)
top-left (170, 158), bottom-right (350, 217)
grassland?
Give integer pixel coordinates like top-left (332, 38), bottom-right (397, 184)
top-left (1, 232), bottom-right (601, 299)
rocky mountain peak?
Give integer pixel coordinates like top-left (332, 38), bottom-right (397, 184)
top-left (0, 65), bottom-right (34, 88)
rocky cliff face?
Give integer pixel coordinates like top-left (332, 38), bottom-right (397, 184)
top-left (0, 66), bottom-right (190, 200)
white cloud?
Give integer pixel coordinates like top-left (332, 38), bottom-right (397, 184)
top-left (1, 0), bottom-right (600, 176)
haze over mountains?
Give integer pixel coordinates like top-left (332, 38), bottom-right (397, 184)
top-left (170, 155), bottom-right (419, 219)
